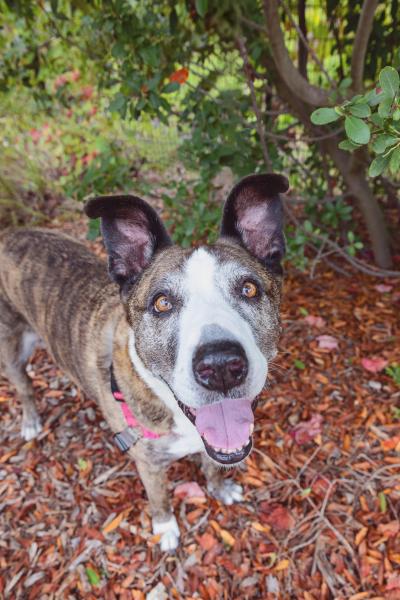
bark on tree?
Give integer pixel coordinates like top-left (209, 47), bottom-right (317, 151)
top-left (261, 0), bottom-right (393, 269)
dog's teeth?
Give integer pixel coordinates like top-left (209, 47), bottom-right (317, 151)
top-left (249, 424), bottom-right (254, 435)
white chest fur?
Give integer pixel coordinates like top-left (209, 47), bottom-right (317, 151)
top-left (128, 331), bottom-right (204, 459)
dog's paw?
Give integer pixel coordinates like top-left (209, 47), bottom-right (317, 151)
top-left (153, 515), bottom-right (180, 552)
top-left (21, 414), bottom-right (42, 441)
top-left (208, 480), bottom-right (244, 505)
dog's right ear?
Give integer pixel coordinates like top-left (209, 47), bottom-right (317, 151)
top-left (84, 195), bottom-right (172, 293)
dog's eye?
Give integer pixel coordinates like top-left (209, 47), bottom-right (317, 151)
top-left (242, 281), bottom-right (258, 299)
top-left (153, 294), bottom-right (173, 314)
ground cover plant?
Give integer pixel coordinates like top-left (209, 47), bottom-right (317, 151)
top-left (0, 0), bottom-right (399, 598)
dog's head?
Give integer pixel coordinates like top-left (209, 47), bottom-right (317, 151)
top-left (85, 173), bottom-right (288, 465)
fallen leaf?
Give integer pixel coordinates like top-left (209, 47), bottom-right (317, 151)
top-left (174, 481), bottom-right (205, 499)
top-left (219, 529), bottom-right (235, 547)
top-left (274, 559), bottom-right (290, 571)
top-left (316, 335), bottom-right (339, 350)
top-left (304, 315), bottom-right (326, 328)
top-left (361, 357), bottom-right (388, 373)
top-left (378, 520), bottom-right (400, 537)
top-left (102, 512), bottom-right (124, 534)
top-left (375, 284), bottom-right (392, 293)
top-left (386, 574), bottom-right (400, 591)
top-left (85, 566), bottom-right (100, 586)
top-left (259, 504), bottom-right (295, 531)
top-left (290, 414), bottom-right (323, 445)
top-left (198, 532), bottom-right (217, 551)
top-left (381, 436), bottom-right (400, 452)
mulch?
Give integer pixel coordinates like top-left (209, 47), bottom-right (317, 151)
top-left (0, 226), bottom-right (399, 600)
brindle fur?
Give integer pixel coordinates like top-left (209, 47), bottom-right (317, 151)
top-left (0, 228), bottom-right (242, 526)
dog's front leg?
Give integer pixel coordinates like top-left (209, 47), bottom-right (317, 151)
top-left (201, 453), bottom-right (244, 505)
top-left (134, 456), bottom-right (180, 552)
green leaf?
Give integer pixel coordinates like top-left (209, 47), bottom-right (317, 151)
top-left (86, 567), bottom-right (101, 586)
top-left (310, 107), bottom-right (341, 125)
top-left (349, 103), bottom-right (371, 118)
top-left (379, 67), bottom-right (400, 100)
top-left (195, 0), bottom-right (208, 17)
top-left (393, 108), bottom-right (400, 121)
top-left (162, 81), bottom-right (180, 94)
top-left (339, 140), bottom-right (360, 152)
top-left (372, 134), bottom-right (398, 154)
top-left (378, 96), bottom-right (393, 118)
top-left (338, 77), bottom-right (352, 91)
top-left (378, 491), bottom-right (387, 513)
top-left (370, 113), bottom-right (384, 127)
top-left (78, 458), bottom-right (88, 470)
top-left (389, 147), bottom-right (400, 175)
top-left (87, 218), bottom-right (100, 240)
top-left (368, 154), bottom-right (390, 177)
top-left (344, 116), bottom-right (370, 145)
top-left (294, 359), bottom-right (306, 370)
top-left (364, 88), bottom-right (383, 107)
top-left (108, 93), bottom-right (127, 115)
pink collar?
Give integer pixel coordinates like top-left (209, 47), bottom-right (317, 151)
top-left (111, 366), bottom-right (161, 452)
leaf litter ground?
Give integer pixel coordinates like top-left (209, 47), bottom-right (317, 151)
top-left (0, 223), bottom-right (399, 600)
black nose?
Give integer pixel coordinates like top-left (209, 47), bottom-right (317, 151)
top-left (192, 341), bottom-right (248, 394)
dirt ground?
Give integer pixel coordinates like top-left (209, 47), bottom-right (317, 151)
top-left (0, 220), bottom-right (399, 600)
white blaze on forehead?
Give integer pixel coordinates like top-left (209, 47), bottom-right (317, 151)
top-left (172, 248), bottom-right (267, 406)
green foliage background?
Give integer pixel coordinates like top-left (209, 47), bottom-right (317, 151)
top-left (0, 0), bottom-right (399, 269)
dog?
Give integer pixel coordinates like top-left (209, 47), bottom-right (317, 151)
top-left (0, 173), bottom-right (288, 551)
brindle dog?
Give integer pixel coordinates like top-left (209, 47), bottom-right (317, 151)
top-left (0, 173), bottom-right (288, 550)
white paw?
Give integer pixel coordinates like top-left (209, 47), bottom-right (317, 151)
top-left (21, 415), bottom-right (42, 441)
top-left (208, 480), bottom-right (244, 505)
top-left (153, 515), bottom-right (180, 552)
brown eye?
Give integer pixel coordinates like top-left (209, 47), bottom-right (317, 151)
top-left (153, 294), bottom-right (173, 313)
top-left (242, 281), bottom-right (258, 299)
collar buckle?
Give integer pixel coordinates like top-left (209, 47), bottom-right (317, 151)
top-left (113, 427), bottom-right (140, 453)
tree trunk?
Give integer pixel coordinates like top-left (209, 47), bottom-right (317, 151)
top-left (263, 56), bottom-right (393, 269)
top-left (320, 139), bottom-right (393, 268)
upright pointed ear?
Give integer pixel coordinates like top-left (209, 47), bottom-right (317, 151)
top-left (84, 195), bottom-right (172, 294)
top-left (220, 173), bottom-right (289, 273)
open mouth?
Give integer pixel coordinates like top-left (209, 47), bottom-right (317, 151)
top-left (177, 397), bottom-right (257, 465)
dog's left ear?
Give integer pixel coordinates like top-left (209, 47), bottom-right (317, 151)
top-left (220, 173), bottom-right (289, 272)
top-left (85, 195), bottom-right (172, 293)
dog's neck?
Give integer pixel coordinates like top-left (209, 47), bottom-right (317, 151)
top-left (111, 318), bottom-right (174, 434)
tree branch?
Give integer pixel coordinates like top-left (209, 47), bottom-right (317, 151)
top-left (263, 0), bottom-right (330, 107)
top-left (297, 0), bottom-right (308, 80)
top-left (281, 0), bottom-right (336, 88)
top-left (351, 0), bottom-right (379, 92)
top-left (237, 36), bottom-right (272, 169)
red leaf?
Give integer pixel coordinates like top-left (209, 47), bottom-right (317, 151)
top-left (361, 357), bottom-right (388, 373)
top-left (259, 503), bottom-right (295, 531)
top-left (316, 335), bottom-right (339, 350)
top-left (198, 532), bottom-right (217, 551)
top-left (174, 481), bottom-right (205, 499)
top-left (375, 284), bottom-right (392, 293)
top-left (290, 414), bottom-right (323, 445)
top-left (386, 574), bottom-right (400, 591)
top-left (170, 67), bottom-right (189, 84)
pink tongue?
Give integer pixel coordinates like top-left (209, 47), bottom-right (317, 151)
top-left (195, 398), bottom-right (254, 449)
